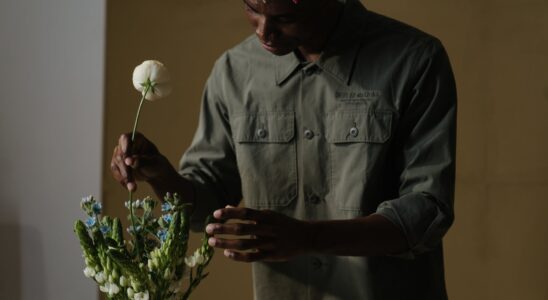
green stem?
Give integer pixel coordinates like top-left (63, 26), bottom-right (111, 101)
top-left (131, 85), bottom-right (149, 140)
top-left (128, 84), bottom-right (151, 261)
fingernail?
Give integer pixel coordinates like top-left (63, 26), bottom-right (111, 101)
top-left (205, 224), bottom-right (214, 234)
top-left (213, 210), bottom-right (222, 219)
top-left (208, 237), bottom-right (216, 247)
top-left (125, 158), bottom-right (132, 166)
top-left (224, 250), bottom-right (234, 258)
top-left (127, 182), bottom-right (136, 191)
top-left (225, 205), bottom-right (235, 208)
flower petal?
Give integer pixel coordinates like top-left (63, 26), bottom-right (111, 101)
top-left (132, 60), bottom-right (171, 101)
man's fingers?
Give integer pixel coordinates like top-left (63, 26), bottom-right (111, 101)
top-left (213, 207), bottom-right (275, 222)
top-left (223, 249), bottom-right (269, 263)
top-left (111, 145), bottom-right (135, 191)
top-left (208, 236), bottom-right (269, 251)
top-left (118, 133), bottom-right (132, 155)
top-left (206, 222), bottom-right (276, 237)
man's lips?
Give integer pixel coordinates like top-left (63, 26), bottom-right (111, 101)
top-left (261, 42), bottom-right (281, 51)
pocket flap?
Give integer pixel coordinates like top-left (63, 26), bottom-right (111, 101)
top-left (232, 111), bottom-right (295, 143)
top-left (326, 110), bottom-right (392, 143)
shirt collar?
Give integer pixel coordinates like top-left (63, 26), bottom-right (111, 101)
top-left (275, 0), bottom-right (369, 86)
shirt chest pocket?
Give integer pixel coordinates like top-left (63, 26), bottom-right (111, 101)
top-left (231, 112), bottom-right (298, 209)
top-left (326, 110), bottom-right (393, 212)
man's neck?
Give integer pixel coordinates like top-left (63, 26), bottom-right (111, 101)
top-left (297, 0), bottom-right (344, 62)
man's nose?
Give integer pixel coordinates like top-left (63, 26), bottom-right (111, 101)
top-left (256, 17), bottom-right (275, 42)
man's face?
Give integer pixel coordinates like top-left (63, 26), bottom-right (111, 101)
top-left (243, 0), bottom-right (322, 56)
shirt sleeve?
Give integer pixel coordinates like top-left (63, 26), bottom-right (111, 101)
top-left (179, 54), bottom-right (243, 231)
top-left (375, 38), bottom-right (457, 258)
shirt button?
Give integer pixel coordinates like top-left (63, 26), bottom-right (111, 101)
top-left (349, 127), bottom-right (359, 137)
top-left (312, 257), bottom-right (323, 269)
top-left (304, 66), bottom-right (318, 76)
top-left (257, 128), bottom-right (267, 138)
top-left (304, 129), bottom-right (314, 140)
top-left (308, 195), bottom-right (321, 204)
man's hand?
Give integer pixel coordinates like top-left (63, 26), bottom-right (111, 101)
top-left (206, 206), bottom-right (313, 262)
top-left (110, 132), bottom-right (176, 192)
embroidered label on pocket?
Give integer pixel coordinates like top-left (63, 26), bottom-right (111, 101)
top-left (335, 90), bottom-right (382, 103)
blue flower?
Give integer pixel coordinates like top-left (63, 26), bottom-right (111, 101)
top-left (85, 217), bottom-right (97, 228)
top-left (161, 202), bottom-right (172, 212)
top-left (92, 202), bottom-right (102, 214)
top-left (162, 214), bottom-right (173, 223)
top-left (100, 225), bottom-right (111, 234)
top-left (157, 229), bottom-right (168, 242)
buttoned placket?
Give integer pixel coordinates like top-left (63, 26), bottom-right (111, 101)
top-left (294, 63), bottom-right (330, 300)
top-left (298, 63), bottom-right (327, 207)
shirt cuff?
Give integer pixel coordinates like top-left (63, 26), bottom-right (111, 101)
top-left (375, 192), bottom-right (453, 259)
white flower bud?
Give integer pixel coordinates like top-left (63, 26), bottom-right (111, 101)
top-left (127, 287), bottom-right (135, 298)
top-left (112, 269), bottom-right (120, 280)
top-left (195, 253), bottom-right (205, 265)
top-left (153, 257), bottom-right (160, 269)
top-left (85, 257), bottom-right (93, 266)
top-left (83, 266), bottom-right (96, 278)
top-left (134, 290), bottom-right (150, 300)
top-left (131, 278), bottom-right (141, 291)
top-left (99, 282), bottom-right (120, 296)
top-left (163, 267), bottom-right (173, 280)
top-left (95, 272), bottom-right (107, 284)
top-left (132, 60), bottom-right (171, 101)
top-left (108, 283), bottom-right (120, 296)
top-left (184, 255), bottom-right (196, 268)
top-left (119, 275), bottom-right (128, 287)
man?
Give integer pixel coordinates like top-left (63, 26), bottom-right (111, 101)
top-left (111, 0), bottom-right (456, 299)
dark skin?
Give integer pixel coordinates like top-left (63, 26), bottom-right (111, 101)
top-left (111, 0), bottom-right (408, 263)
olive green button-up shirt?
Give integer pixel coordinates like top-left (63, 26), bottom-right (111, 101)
top-left (180, 0), bottom-right (456, 299)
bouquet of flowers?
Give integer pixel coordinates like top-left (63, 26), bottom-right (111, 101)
top-left (74, 60), bottom-right (214, 300)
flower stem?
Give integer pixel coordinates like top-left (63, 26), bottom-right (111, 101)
top-left (128, 84), bottom-right (151, 260)
top-left (131, 85), bottom-right (149, 140)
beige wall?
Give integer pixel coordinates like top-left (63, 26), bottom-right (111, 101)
top-left (104, 1), bottom-right (548, 299)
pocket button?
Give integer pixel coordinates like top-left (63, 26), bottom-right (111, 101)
top-left (257, 128), bottom-right (267, 138)
top-left (349, 127), bottom-right (359, 137)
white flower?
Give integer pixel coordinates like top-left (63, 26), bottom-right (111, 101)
top-left (83, 266), bottom-right (96, 278)
top-left (127, 287), bottom-right (135, 298)
top-left (94, 271), bottom-right (107, 284)
top-left (132, 60), bottom-right (171, 101)
top-left (119, 275), bottom-right (128, 287)
top-left (184, 255), bottom-right (196, 268)
top-left (195, 253), bottom-right (205, 265)
top-left (185, 249), bottom-right (205, 268)
top-left (81, 195), bottom-right (93, 204)
top-left (134, 290), bottom-right (150, 300)
top-left (100, 282), bottom-right (120, 296)
top-left (163, 267), bottom-right (173, 280)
